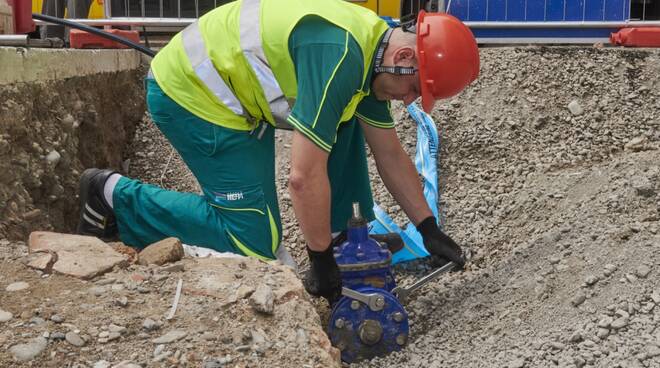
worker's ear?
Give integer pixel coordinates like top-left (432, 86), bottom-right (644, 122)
top-left (393, 46), bottom-right (415, 66)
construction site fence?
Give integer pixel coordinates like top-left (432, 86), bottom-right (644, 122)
top-left (30, 0), bottom-right (660, 44)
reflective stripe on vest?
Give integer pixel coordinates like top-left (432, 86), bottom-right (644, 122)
top-left (239, 0), bottom-right (291, 123)
top-left (182, 0), bottom-right (291, 124)
top-left (182, 22), bottom-right (245, 116)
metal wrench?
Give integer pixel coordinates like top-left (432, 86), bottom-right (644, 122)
top-left (391, 261), bottom-right (456, 303)
top-left (341, 287), bottom-right (386, 312)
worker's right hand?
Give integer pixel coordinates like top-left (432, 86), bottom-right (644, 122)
top-left (417, 216), bottom-right (466, 269)
top-left (303, 244), bottom-right (342, 305)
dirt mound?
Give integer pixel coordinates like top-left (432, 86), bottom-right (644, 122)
top-left (360, 47), bottom-right (660, 368)
top-left (0, 240), bottom-right (339, 367)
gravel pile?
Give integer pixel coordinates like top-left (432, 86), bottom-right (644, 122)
top-left (122, 46), bottom-right (660, 368)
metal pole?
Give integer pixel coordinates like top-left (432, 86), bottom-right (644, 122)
top-left (35, 17), bottom-right (196, 26)
top-left (642, 0), bottom-right (647, 21)
top-left (104, 0), bottom-right (112, 18)
top-left (0, 35), bottom-right (65, 47)
top-left (0, 35), bottom-right (28, 46)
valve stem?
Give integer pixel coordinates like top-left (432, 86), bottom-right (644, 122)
top-left (352, 202), bottom-right (361, 219)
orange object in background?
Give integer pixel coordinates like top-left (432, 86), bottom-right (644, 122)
top-left (69, 28), bottom-right (140, 49)
top-left (610, 28), bottom-right (660, 47)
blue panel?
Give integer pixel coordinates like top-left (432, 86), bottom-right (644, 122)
top-left (604, 0), bottom-right (626, 20)
top-left (470, 0), bottom-right (488, 21)
top-left (584, 0), bottom-right (604, 20)
top-left (449, 0), bottom-right (469, 20)
top-left (488, 0), bottom-right (507, 20)
top-left (526, 0), bottom-right (546, 20)
top-left (546, 0), bottom-right (565, 20)
top-left (472, 27), bottom-right (616, 39)
top-left (507, 0), bottom-right (526, 20)
top-left (565, 0), bottom-right (585, 20)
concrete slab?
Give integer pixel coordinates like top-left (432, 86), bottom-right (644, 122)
top-left (0, 47), bottom-right (142, 84)
top-left (28, 231), bottom-right (129, 279)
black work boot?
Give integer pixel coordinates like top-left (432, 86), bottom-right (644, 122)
top-left (77, 168), bottom-right (119, 240)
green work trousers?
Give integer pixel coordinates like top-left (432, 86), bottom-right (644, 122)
top-left (113, 78), bottom-right (375, 259)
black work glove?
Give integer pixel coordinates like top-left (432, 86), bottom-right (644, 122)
top-left (417, 216), bottom-right (466, 269)
top-left (303, 244), bottom-right (342, 305)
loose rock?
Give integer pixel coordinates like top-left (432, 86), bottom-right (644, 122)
top-left (138, 237), bottom-right (184, 266)
top-left (152, 330), bottom-right (187, 344)
top-left (9, 337), bottom-right (48, 361)
top-left (0, 309), bottom-right (13, 322)
top-left (65, 331), bottom-right (86, 347)
top-left (250, 284), bottom-right (275, 314)
top-left (5, 281), bottom-right (29, 291)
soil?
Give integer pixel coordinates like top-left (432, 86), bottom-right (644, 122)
top-left (0, 69), bottom-right (146, 240)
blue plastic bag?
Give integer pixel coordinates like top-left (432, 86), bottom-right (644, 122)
top-left (369, 103), bottom-right (440, 264)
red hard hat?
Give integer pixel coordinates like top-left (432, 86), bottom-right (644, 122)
top-left (416, 11), bottom-right (480, 113)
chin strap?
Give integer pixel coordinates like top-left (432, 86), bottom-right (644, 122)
top-left (373, 28), bottom-right (417, 76)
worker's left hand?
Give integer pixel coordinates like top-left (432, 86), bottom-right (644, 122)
top-left (303, 244), bottom-right (343, 305)
top-left (416, 216), bottom-right (466, 269)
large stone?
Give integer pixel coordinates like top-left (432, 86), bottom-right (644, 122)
top-left (5, 281), bottom-right (29, 292)
top-left (624, 136), bottom-right (647, 152)
top-left (138, 237), bottom-right (184, 266)
top-left (9, 337), bottom-right (48, 362)
top-left (250, 284), bottom-right (275, 315)
top-left (568, 100), bottom-right (584, 116)
top-left (65, 331), bottom-right (86, 347)
top-left (28, 231), bottom-right (129, 280)
top-left (152, 330), bottom-right (187, 344)
top-left (0, 309), bottom-right (13, 322)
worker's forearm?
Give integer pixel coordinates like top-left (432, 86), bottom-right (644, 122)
top-left (288, 131), bottom-right (333, 251)
top-left (289, 172), bottom-right (333, 251)
top-left (376, 149), bottom-right (432, 226)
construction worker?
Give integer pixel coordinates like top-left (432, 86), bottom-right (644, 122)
top-left (77, 0), bottom-right (479, 303)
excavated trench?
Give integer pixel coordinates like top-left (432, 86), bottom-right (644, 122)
top-left (0, 49), bottom-right (146, 240)
top-left (1, 46), bottom-right (659, 367)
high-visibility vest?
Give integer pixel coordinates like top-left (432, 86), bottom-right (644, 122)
top-left (150, 0), bottom-right (389, 131)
